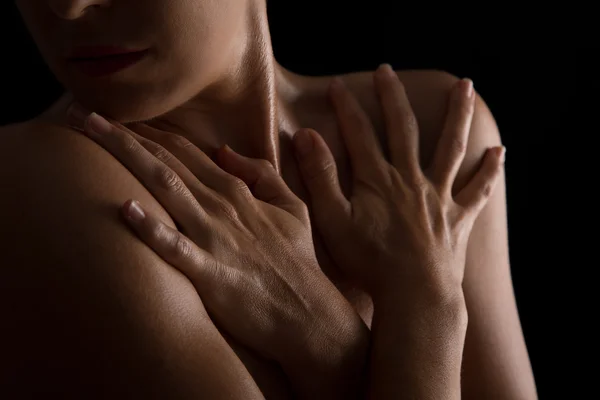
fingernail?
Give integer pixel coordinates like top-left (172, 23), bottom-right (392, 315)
top-left (293, 129), bottom-right (314, 158)
top-left (462, 78), bottom-right (474, 98)
top-left (381, 63), bottom-right (395, 77)
top-left (66, 102), bottom-right (92, 130)
top-left (87, 112), bottom-right (113, 135)
top-left (126, 200), bottom-right (146, 222)
top-left (499, 146), bottom-right (506, 164)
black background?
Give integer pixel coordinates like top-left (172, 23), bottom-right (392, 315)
top-left (2, 2), bottom-right (579, 398)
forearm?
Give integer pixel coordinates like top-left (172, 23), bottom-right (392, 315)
top-left (369, 288), bottom-right (468, 400)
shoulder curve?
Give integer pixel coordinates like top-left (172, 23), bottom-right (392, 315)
top-left (339, 67), bottom-right (502, 189)
top-left (0, 120), bottom-right (177, 230)
top-left (394, 68), bottom-right (503, 190)
top-left (0, 121), bottom-right (264, 398)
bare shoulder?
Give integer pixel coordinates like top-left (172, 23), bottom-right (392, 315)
top-left (351, 68), bottom-right (499, 159)
top-left (340, 71), bottom-right (535, 398)
top-left (0, 120), bottom-right (262, 398)
top-left (318, 70), bottom-right (533, 399)
top-left (0, 118), bottom-right (177, 227)
top-left (298, 68), bottom-right (502, 191)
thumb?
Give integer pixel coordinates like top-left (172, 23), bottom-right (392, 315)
top-left (217, 145), bottom-right (309, 223)
top-left (293, 128), bottom-right (351, 224)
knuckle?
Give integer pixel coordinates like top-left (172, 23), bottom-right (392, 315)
top-left (150, 221), bottom-right (171, 243)
top-left (403, 111), bottom-right (419, 132)
top-left (118, 133), bottom-right (140, 154)
top-left (167, 134), bottom-right (193, 149)
top-left (156, 167), bottom-right (185, 192)
top-left (481, 182), bottom-right (493, 198)
top-left (216, 199), bottom-right (240, 221)
top-left (167, 232), bottom-right (193, 261)
top-left (450, 137), bottom-right (468, 154)
top-left (305, 158), bottom-right (336, 183)
top-left (226, 176), bottom-right (248, 192)
top-left (224, 176), bottom-right (251, 198)
top-left (152, 145), bottom-right (174, 165)
top-left (406, 167), bottom-right (427, 188)
top-left (413, 177), bottom-right (431, 198)
top-left (294, 200), bottom-right (310, 219)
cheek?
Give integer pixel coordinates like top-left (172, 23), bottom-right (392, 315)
top-left (27, 1), bottom-right (240, 123)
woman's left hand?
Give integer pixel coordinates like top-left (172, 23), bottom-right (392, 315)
top-left (65, 105), bottom-right (369, 399)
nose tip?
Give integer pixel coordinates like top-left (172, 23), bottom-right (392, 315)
top-left (49, 0), bottom-right (110, 20)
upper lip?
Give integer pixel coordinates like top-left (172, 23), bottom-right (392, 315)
top-left (68, 46), bottom-right (147, 60)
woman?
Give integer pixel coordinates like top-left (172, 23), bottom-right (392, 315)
top-left (1, 0), bottom-right (537, 398)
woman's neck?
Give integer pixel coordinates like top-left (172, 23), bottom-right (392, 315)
top-left (132, 3), bottom-right (302, 173)
top-left (42, 2), bottom-right (304, 174)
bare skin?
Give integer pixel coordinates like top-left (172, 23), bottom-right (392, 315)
top-left (5, 0), bottom-right (537, 398)
top-left (2, 70), bottom-right (537, 400)
top-left (62, 67), bottom-right (505, 400)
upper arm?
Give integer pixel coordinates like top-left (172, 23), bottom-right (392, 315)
top-left (384, 70), bottom-right (537, 399)
top-left (449, 82), bottom-right (538, 399)
top-left (0, 124), bottom-right (263, 399)
top-left (355, 69), bottom-right (537, 398)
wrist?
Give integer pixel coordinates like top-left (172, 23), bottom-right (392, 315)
top-left (280, 289), bottom-right (370, 399)
top-left (373, 268), bottom-right (466, 312)
top-left (369, 286), bottom-right (467, 400)
top-left (373, 282), bottom-right (468, 334)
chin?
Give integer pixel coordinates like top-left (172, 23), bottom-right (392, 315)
top-left (66, 84), bottom-right (178, 124)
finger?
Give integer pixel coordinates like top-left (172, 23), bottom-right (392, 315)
top-left (115, 127), bottom-right (227, 213)
top-left (78, 111), bottom-right (211, 229)
top-left (126, 123), bottom-right (244, 197)
top-left (455, 146), bottom-right (505, 215)
top-left (120, 199), bottom-right (221, 290)
top-left (118, 123), bottom-right (258, 220)
top-left (108, 121), bottom-right (249, 223)
top-left (67, 104), bottom-right (191, 184)
top-left (373, 64), bottom-right (421, 180)
top-left (293, 128), bottom-right (351, 228)
top-left (429, 78), bottom-right (476, 194)
top-left (216, 145), bottom-right (309, 223)
top-left (328, 77), bottom-right (389, 183)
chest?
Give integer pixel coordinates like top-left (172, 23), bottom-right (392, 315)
top-left (223, 123), bottom-right (376, 399)
top-left (281, 118), bottom-right (375, 324)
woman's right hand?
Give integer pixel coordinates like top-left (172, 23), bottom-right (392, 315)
top-left (66, 105), bottom-right (370, 399)
top-left (292, 64), bottom-right (506, 303)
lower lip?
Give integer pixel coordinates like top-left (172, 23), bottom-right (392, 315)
top-left (70, 50), bottom-right (149, 77)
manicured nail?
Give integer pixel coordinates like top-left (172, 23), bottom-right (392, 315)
top-left (86, 112), bottom-right (113, 135)
top-left (66, 102), bottom-right (92, 130)
top-left (293, 129), bottom-right (314, 158)
top-left (462, 78), bottom-right (474, 98)
top-left (126, 200), bottom-right (146, 222)
top-left (382, 63), bottom-right (395, 77)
